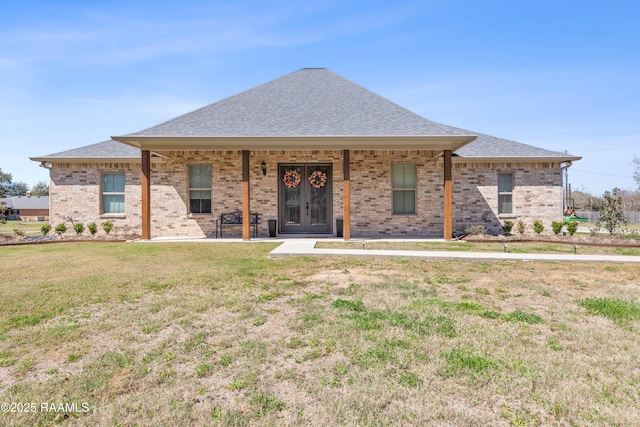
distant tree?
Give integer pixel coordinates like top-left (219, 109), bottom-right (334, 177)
top-left (634, 156), bottom-right (640, 190)
top-left (5, 182), bottom-right (28, 196)
top-left (570, 189), bottom-right (601, 211)
top-left (596, 188), bottom-right (628, 234)
top-left (0, 200), bottom-right (6, 224)
top-left (30, 181), bottom-right (49, 196)
top-left (0, 168), bottom-right (12, 198)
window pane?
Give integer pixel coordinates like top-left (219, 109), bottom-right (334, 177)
top-left (392, 164), bottom-right (404, 188)
top-left (403, 164), bottom-right (416, 188)
top-left (189, 164), bottom-right (211, 188)
top-left (393, 191), bottom-right (404, 214)
top-left (113, 174), bottom-right (125, 192)
top-left (393, 190), bottom-right (415, 215)
top-left (190, 190), bottom-right (211, 214)
top-left (392, 164), bottom-right (416, 189)
top-left (103, 174), bottom-right (113, 192)
top-left (498, 174), bottom-right (513, 192)
top-left (103, 173), bottom-right (125, 192)
top-left (499, 195), bottom-right (512, 214)
top-left (103, 195), bottom-right (125, 214)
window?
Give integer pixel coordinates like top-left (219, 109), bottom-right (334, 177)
top-left (189, 164), bottom-right (212, 214)
top-left (103, 173), bottom-right (125, 214)
top-left (498, 173), bottom-right (513, 214)
top-left (392, 164), bottom-right (416, 215)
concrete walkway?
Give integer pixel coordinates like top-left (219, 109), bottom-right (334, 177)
top-left (268, 239), bottom-right (640, 263)
top-left (142, 236), bottom-right (640, 263)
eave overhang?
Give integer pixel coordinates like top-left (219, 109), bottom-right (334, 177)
top-left (29, 156), bottom-right (165, 164)
top-left (111, 135), bottom-right (477, 152)
top-left (453, 155), bottom-right (582, 163)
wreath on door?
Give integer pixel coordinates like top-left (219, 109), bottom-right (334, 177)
top-left (308, 170), bottom-right (328, 188)
top-left (283, 170), bottom-right (301, 188)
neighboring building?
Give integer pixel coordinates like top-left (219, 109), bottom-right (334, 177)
top-left (0, 195), bottom-right (49, 221)
top-left (31, 68), bottom-right (580, 239)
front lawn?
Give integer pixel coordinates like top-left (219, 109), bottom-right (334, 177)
top-left (1, 242), bottom-right (639, 425)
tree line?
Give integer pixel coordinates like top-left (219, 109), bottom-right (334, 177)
top-left (0, 167), bottom-right (49, 198)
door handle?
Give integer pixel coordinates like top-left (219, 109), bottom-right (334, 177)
top-left (306, 202), bottom-right (309, 216)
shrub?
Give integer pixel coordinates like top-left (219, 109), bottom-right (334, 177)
top-left (533, 220), bottom-right (544, 234)
top-left (102, 221), bottom-right (114, 234)
top-left (464, 225), bottom-right (486, 235)
top-left (566, 221), bottom-right (579, 236)
top-left (73, 222), bottom-right (85, 235)
top-left (502, 220), bottom-right (513, 235)
top-left (41, 223), bottom-right (51, 236)
top-left (13, 227), bottom-right (25, 237)
top-left (54, 223), bottom-right (67, 236)
top-left (516, 220), bottom-right (526, 234)
top-left (551, 220), bottom-right (564, 235)
top-left (87, 222), bottom-right (98, 235)
top-left (596, 188), bottom-right (628, 234)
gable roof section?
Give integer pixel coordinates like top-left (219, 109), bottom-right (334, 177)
top-left (453, 132), bottom-right (580, 161)
top-left (31, 140), bottom-right (141, 162)
top-left (1, 196), bottom-right (49, 210)
top-left (125, 68), bottom-right (471, 138)
top-left (112, 68), bottom-right (477, 152)
top-left (32, 68), bottom-right (580, 162)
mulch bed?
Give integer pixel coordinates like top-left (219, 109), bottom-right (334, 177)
top-left (462, 233), bottom-right (640, 248)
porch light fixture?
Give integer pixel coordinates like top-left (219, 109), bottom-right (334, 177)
top-left (261, 161), bottom-right (267, 176)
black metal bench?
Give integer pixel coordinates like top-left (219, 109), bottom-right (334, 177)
top-left (215, 211), bottom-right (260, 238)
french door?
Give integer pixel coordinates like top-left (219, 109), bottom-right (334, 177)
top-left (279, 164), bottom-right (332, 234)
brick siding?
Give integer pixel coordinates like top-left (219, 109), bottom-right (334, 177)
top-left (48, 152), bottom-right (564, 237)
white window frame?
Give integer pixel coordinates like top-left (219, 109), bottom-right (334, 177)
top-left (498, 173), bottom-right (514, 215)
top-left (188, 164), bottom-right (212, 215)
top-left (102, 172), bottom-right (125, 215)
top-left (392, 163), bottom-right (416, 215)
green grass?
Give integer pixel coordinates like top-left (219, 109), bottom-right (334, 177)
top-left (440, 348), bottom-right (500, 377)
top-left (579, 298), bottom-right (640, 325)
top-left (1, 242), bottom-right (640, 425)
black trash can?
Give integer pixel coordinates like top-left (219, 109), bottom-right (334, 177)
top-left (336, 218), bottom-right (343, 238)
top-left (268, 219), bottom-right (277, 237)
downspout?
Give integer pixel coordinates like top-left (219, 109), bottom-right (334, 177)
top-left (560, 161), bottom-right (573, 215)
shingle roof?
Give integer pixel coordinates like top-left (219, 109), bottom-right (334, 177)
top-left (31, 140), bottom-right (140, 161)
top-left (1, 196), bottom-right (49, 210)
top-left (32, 68), bottom-right (580, 161)
top-left (126, 68), bottom-right (472, 137)
top-left (453, 132), bottom-right (577, 159)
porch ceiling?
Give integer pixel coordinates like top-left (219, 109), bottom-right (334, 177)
top-left (111, 135), bottom-right (477, 153)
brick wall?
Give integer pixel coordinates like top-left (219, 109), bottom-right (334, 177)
top-left (49, 152), bottom-right (564, 238)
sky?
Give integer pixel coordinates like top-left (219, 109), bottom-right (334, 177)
top-left (1, 0), bottom-right (639, 195)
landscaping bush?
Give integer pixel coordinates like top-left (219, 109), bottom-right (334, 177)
top-left (533, 220), bottom-right (544, 234)
top-left (516, 220), bottom-right (526, 234)
top-left (101, 221), bottom-right (114, 234)
top-left (566, 221), bottom-right (579, 236)
top-left (501, 220), bottom-right (513, 235)
top-left (41, 223), bottom-right (51, 236)
top-left (551, 220), bottom-right (564, 235)
top-left (73, 222), bottom-right (85, 235)
top-left (597, 188), bottom-right (628, 234)
top-left (87, 222), bottom-right (98, 236)
top-left (54, 223), bottom-right (67, 236)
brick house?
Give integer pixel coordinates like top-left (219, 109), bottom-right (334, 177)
top-left (31, 68), bottom-right (580, 239)
top-left (0, 195), bottom-right (49, 221)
